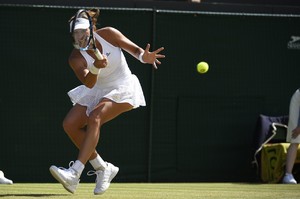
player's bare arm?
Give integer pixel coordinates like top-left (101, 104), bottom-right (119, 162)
top-left (98, 27), bottom-right (165, 68)
top-left (69, 50), bottom-right (100, 88)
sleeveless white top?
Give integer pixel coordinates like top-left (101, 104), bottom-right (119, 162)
top-left (67, 32), bottom-right (146, 116)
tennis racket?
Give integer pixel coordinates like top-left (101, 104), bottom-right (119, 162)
top-left (70, 9), bottom-right (103, 60)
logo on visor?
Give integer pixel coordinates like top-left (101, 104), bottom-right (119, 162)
top-left (287, 36), bottom-right (300, 50)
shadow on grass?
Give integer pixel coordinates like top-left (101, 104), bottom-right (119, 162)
top-left (0, 194), bottom-right (68, 197)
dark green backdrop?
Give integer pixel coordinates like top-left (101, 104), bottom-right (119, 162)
top-left (0, 6), bottom-right (299, 183)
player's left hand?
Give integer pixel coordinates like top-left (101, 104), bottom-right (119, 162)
top-left (142, 44), bottom-right (165, 69)
top-left (292, 127), bottom-right (300, 139)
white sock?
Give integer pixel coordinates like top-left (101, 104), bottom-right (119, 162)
top-left (89, 154), bottom-right (107, 170)
top-left (72, 160), bottom-right (85, 176)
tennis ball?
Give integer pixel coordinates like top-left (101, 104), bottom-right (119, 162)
top-left (197, 62), bottom-right (209, 74)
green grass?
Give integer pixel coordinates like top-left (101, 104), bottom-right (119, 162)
top-left (0, 183), bottom-right (300, 199)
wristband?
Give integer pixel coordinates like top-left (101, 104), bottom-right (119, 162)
top-left (138, 52), bottom-right (146, 63)
top-left (89, 65), bottom-right (101, 75)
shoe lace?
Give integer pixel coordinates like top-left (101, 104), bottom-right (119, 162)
top-left (87, 170), bottom-right (101, 179)
top-left (87, 170), bottom-right (105, 186)
top-left (87, 170), bottom-right (96, 176)
top-left (58, 161), bottom-right (75, 171)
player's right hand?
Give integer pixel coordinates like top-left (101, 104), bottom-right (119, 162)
top-left (93, 55), bottom-right (108, 68)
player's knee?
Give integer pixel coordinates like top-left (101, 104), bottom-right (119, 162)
top-left (88, 112), bottom-right (102, 127)
top-left (62, 118), bottom-right (75, 135)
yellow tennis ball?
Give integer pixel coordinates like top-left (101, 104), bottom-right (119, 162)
top-left (197, 62), bottom-right (209, 74)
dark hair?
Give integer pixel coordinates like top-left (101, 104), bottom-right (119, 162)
top-left (69, 8), bottom-right (100, 30)
top-left (88, 8), bottom-right (100, 29)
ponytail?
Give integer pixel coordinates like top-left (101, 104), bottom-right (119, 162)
top-left (87, 9), bottom-right (100, 30)
top-left (68, 8), bottom-right (100, 31)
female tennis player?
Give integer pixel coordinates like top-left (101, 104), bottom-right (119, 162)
top-left (49, 8), bottom-right (165, 194)
top-left (283, 89), bottom-right (300, 184)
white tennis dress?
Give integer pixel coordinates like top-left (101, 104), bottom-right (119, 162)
top-left (67, 32), bottom-right (146, 116)
top-left (287, 89), bottom-right (300, 143)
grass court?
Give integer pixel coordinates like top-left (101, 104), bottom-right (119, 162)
top-left (0, 183), bottom-right (300, 198)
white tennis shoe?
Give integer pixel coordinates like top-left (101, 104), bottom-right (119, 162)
top-left (0, 170), bottom-right (13, 185)
top-left (49, 162), bottom-right (80, 193)
top-left (282, 173), bottom-right (297, 184)
top-left (87, 162), bottom-right (119, 195)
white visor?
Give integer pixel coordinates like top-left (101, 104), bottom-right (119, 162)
top-left (70, 18), bottom-right (90, 32)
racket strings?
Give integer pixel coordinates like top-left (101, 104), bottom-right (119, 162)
top-left (72, 30), bottom-right (92, 50)
top-left (70, 9), bottom-right (97, 51)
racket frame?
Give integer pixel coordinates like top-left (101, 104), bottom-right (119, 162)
top-left (70, 9), bottom-right (103, 60)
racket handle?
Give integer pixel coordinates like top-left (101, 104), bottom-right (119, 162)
top-left (94, 48), bottom-right (104, 60)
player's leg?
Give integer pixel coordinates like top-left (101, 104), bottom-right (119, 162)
top-left (77, 98), bottom-right (133, 165)
top-left (49, 104), bottom-right (96, 193)
top-left (62, 104), bottom-right (98, 160)
top-left (81, 98), bottom-right (133, 195)
top-left (63, 104), bottom-right (109, 172)
top-left (286, 143), bottom-right (299, 173)
top-left (283, 89), bottom-right (300, 184)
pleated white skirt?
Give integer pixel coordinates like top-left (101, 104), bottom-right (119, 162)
top-left (67, 74), bottom-right (146, 116)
